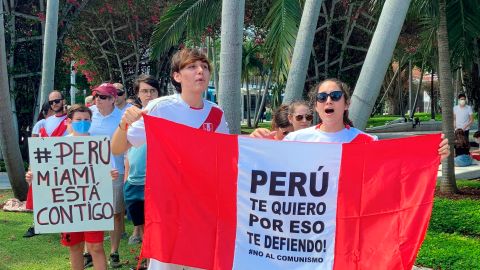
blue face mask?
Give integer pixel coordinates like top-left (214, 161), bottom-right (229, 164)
top-left (71, 120), bottom-right (91, 134)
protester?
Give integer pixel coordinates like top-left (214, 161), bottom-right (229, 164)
top-left (85, 95), bottom-right (94, 107)
top-left (283, 78), bottom-right (450, 160)
top-left (87, 83), bottom-right (125, 268)
top-left (111, 48), bottom-right (229, 270)
top-left (24, 91), bottom-right (69, 238)
top-left (288, 100), bottom-right (313, 131)
top-left (112, 75), bottom-right (160, 247)
top-left (126, 96), bottom-right (138, 106)
top-left (31, 101), bottom-right (55, 137)
top-left (249, 101), bottom-right (310, 139)
top-left (38, 91), bottom-right (68, 137)
top-left (249, 105), bottom-right (293, 140)
top-left (454, 128), bottom-right (473, 167)
top-left (453, 93), bottom-right (473, 142)
top-left (26, 104), bottom-right (107, 270)
top-left (114, 83), bottom-right (132, 115)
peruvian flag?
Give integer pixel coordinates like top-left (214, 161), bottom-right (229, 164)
top-left (141, 115), bottom-right (440, 270)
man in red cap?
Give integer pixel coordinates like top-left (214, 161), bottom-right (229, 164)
top-left (88, 83), bottom-right (126, 268)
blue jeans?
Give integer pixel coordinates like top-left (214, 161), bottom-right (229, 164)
top-left (454, 155), bottom-right (472, 167)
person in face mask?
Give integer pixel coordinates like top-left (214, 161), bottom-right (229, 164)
top-left (453, 93), bottom-right (474, 142)
top-left (25, 104), bottom-right (108, 270)
top-left (67, 104), bottom-right (92, 135)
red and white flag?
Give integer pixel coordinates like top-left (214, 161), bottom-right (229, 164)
top-left (141, 115), bottom-right (440, 270)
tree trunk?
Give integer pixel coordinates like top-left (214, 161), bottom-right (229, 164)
top-left (254, 71), bottom-right (273, 127)
top-left (283, 0), bottom-right (323, 104)
top-left (218, 0), bottom-right (245, 134)
top-left (410, 62), bottom-right (425, 119)
top-left (349, 0), bottom-right (412, 130)
top-left (39, 0), bottom-right (59, 107)
top-left (0, 2), bottom-right (27, 199)
top-left (437, 0), bottom-right (458, 194)
top-left (246, 75), bottom-right (252, 128)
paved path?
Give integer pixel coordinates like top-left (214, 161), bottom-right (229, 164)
top-left (0, 172), bottom-right (10, 190)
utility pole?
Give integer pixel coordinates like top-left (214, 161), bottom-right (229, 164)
top-left (39, 0), bottom-right (60, 105)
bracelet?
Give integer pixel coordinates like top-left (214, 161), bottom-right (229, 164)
top-left (118, 123), bottom-right (128, 131)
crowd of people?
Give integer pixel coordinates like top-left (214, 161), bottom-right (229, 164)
top-left (23, 48), bottom-right (450, 270)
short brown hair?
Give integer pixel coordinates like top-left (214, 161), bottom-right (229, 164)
top-left (67, 104), bottom-right (92, 120)
top-left (170, 48), bottom-right (212, 93)
top-left (133, 74), bottom-right (160, 95)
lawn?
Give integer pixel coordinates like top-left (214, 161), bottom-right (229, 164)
top-left (0, 189), bottom-right (140, 270)
top-left (1, 180), bottom-right (479, 269)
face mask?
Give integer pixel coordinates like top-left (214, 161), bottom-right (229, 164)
top-left (459, 99), bottom-right (466, 106)
top-left (71, 120), bottom-right (91, 134)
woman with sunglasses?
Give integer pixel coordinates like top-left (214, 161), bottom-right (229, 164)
top-left (288, 100), bottom-right (313, 131)
top-left (284, 78), bottom-right (449, 160)
top-left (284, 79), bottom-right (372, 143)
top-left (249, 102), bottom-right (309, 139)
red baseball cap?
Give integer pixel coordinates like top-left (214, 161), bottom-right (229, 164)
top-left (92, 83), bottom-right (117, 97)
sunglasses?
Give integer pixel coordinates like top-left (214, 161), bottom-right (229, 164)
top-left (117, 91), bottom-right (125, 96)
top-left (294, 114), bottom-right (313, 121)
top-left (48, 99), bottom-right (62, 105)
top-left (316, 90), bottom-right (343, 103)
top-left (95, 94), bottom-right (112, 100)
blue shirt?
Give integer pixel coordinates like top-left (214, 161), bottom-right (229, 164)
top-left (126, 144), bottom-right (147, 185)
top-left (89, 107), bottom-right (124, 174)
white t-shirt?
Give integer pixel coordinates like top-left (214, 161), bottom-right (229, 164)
top-left (89, 107), bottom-right (124, 174)
top-left (453, 105), bottom-right (473, 130)
top-left (32, 119), bottom-right (45, 136)
top-left (133, 94), bottom-right (228, 270)
top-left (284, 125), bottom-right (377, 143)
top-left (43, 114), bottom-right (68, 136)
top-left (128, 94), bottom-right (229, 147)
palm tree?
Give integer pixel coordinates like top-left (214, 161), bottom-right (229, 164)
top-left (408, 0), bottom-right (480, 193)
top-left (348, 0), bottom-right (413, 130)
top-left (242, 41), bottom-right (263, 127)
top-left (282, 0), bottom-right (323, 104)
top-left (437, 0), bottom-right (458, 193)
top-left (217, 0), bottom-right (245, 134)
top-left (0, 3), bottom-right (27, 200)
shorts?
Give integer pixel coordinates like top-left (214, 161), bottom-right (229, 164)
top-left (60, 231), bottom-right (104, 246)
top-left (124, 182), bottom-right (145, 226)
top-left (112, 175), bottom-right (125, 214)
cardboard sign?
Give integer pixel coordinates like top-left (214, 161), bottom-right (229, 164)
top-left (28, 136), bottom-right (114, 233)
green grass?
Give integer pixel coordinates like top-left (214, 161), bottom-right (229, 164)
top-left (0, 190), bottom-right (140, 270)
top-left (241, 121), bottom-right (271, 134)
top-left (1, 179), bottom-right (479, 270)
top-left (367, 113), bottom-right (443, 127)
top-left (414, 180), bottom-right (480, 269)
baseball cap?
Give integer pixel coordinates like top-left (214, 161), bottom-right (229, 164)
top-left (92, 83), bottom-right (117, 97)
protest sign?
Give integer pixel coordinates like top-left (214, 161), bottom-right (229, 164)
top-left (141, 116), bottom-right (440, 270)
top-left (28, 136), bottom-right (114, 233)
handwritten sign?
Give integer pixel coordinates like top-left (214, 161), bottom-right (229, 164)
top-left (28, 136), bottom-right (114, 233)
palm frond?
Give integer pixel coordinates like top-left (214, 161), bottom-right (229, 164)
top-left (446, 0), bottom-right (480, 67)
top-left (263, 0), bottom-right (302, 82)
top-left (149, 0), bottom-right (221, 59)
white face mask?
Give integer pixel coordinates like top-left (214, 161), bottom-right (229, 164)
top-left (459, 99), bottom-right (466, 106)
